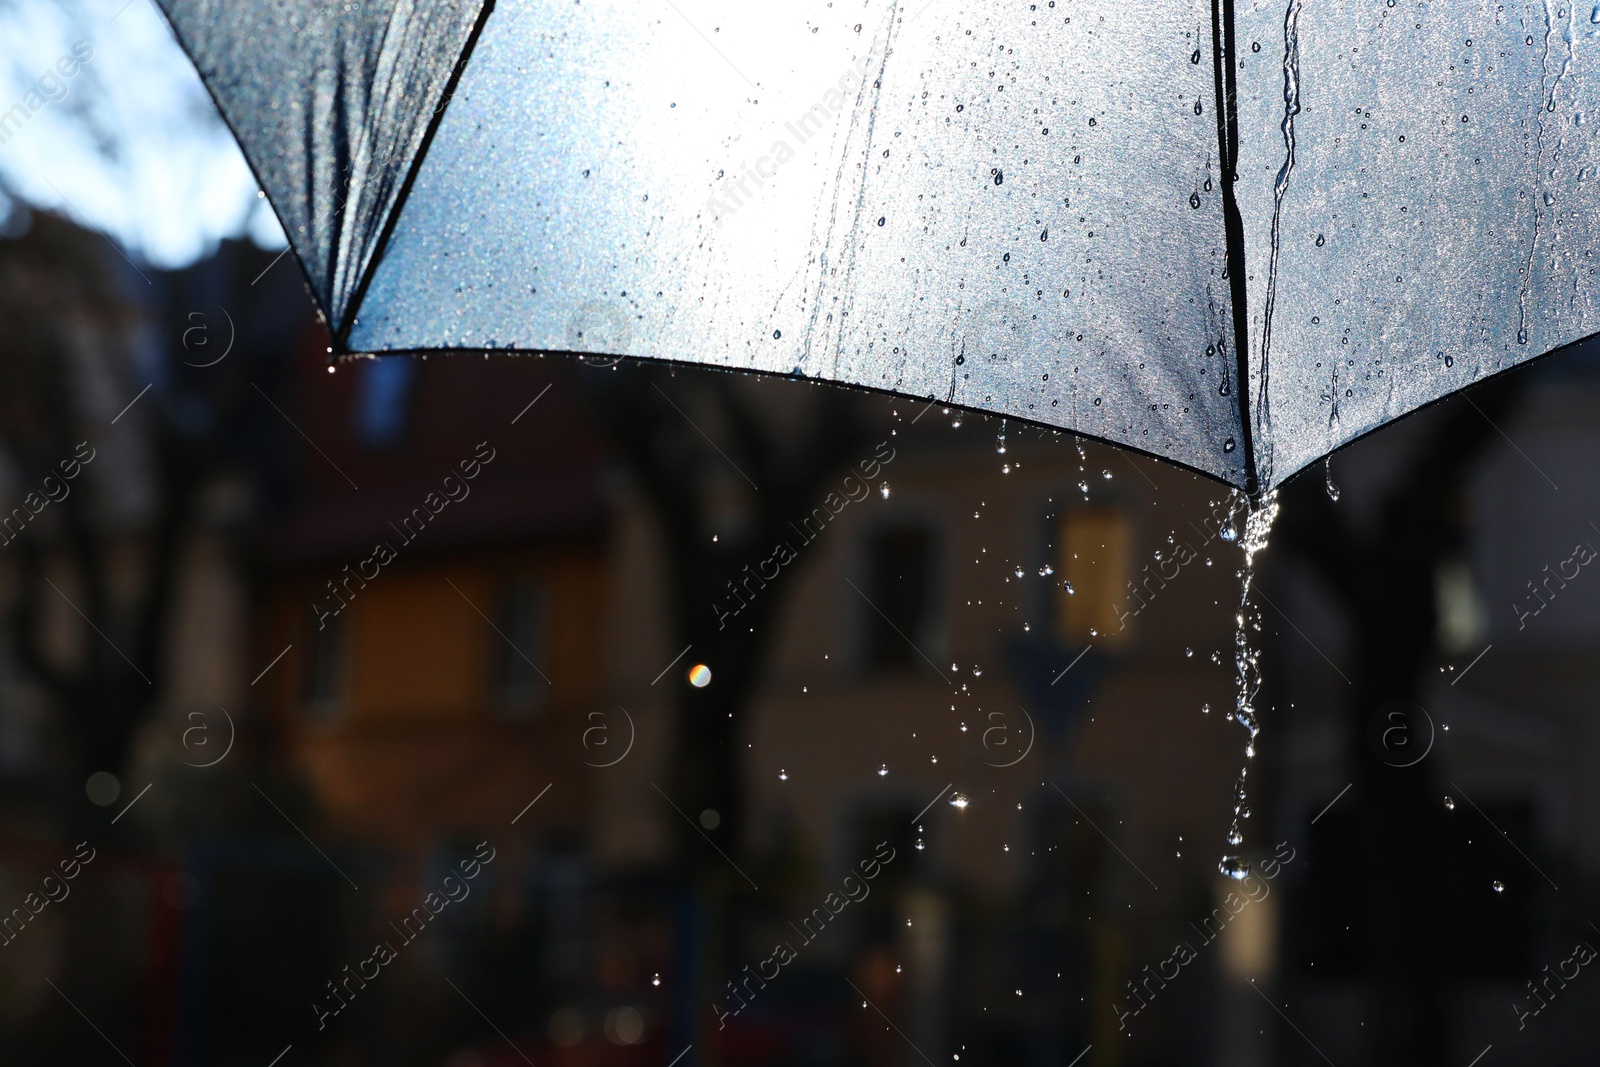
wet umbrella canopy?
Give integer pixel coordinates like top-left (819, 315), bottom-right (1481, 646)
top-left (154, 0), bottom-right (1600, 493)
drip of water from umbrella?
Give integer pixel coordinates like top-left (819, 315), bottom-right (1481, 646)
top-left (1218, 490), bottom-right (1280, 880)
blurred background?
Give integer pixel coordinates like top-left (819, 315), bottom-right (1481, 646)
top-left (3, 2), bottom-right (1600, 1066)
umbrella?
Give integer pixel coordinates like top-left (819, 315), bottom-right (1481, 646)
top-left (153, 0), bottom-right (1597, 494)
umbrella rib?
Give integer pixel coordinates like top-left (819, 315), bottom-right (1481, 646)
top-left (336, 0), bottom-right (501, 353)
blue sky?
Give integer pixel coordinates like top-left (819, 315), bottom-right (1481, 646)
top-left (0, 0), bottom-right (285, 266)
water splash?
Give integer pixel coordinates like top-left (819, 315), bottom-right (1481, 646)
top-left (1219, 490), bottom-right (1280, 880)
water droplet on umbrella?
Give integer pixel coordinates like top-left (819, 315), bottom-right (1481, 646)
top-left (1190, 192), bottom-right (1201, 209)
top-left (993, 169), bottom-right (1004, 185)
top-left (773, 329), bottom-right (782, 339)
top-left (1251, 40), bottom-right (1261, 52)
top-left (1223, 438), bottom-right (1236, 453)
top-left (1315, 233), bottom-right (1326, 246)
top-left (1193, 100), bottom-right (1202, 115)
top-left (877, 216), bottom-right (886, 226)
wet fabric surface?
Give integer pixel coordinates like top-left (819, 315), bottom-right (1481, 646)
top-left (154, 0), bottom-right (1600, 491)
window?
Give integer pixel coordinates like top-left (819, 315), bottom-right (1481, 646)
top-left (863, 526), bottom-right (934, 671)
top-left (303, 611), bottom-right (346, 723)
top-left (493, 580), bottom-right (549, 716)
top-left (351, 357), bottom-right (417, 449)
top-left (1054, 507), bottom-right (1133, 647)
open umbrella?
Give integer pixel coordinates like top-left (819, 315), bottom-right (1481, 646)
top-left (153, 0), bottom-right (1598, 493)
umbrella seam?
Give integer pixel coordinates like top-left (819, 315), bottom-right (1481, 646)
top-left (335, 0), bottom-right (500, 354)
top-left (1212, 0), bottom-right (1259, 498)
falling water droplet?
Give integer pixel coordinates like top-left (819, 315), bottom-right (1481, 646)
top-left (949, 793), bottom-right (970, 808)
top-left (1202, 703), bottom-right (1211, 714)
top-left (1184, 647), bottom-right (1194, 658)
top-left (1219, 856), bottom-right (1251, 880)
top-left (972, 665), bottom-right (983, 677)
top-left (878, 764), bottom-right (889, 776)
top-left (1444, 796), bottom-right (1456, 810)
top-left (880, 483), bottom-right (891, 499)
top-left (1101, 469), bottom-right (1112, 480)
top-left (1063, 581), bottom-right (1076, 595)
top-left (1039, 564), bottom-right (1055, 577)
top-left (1215, 492), bottom-right (1280, 874)
top-left (1493, 880), bottom-right (1505, 893)
top-left (1324, 457), bottom-right (1341, 502)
